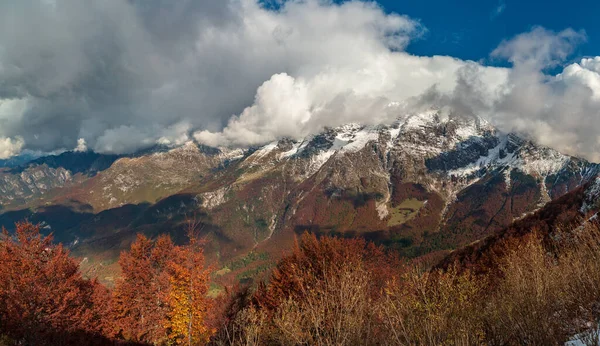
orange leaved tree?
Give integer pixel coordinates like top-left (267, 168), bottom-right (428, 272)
top-left (0, 221), bottom-right (108, 345)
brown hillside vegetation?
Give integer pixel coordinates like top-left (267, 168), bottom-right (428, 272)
top-left (212, 229), bottom-right (600, 345)
top-left (3, 219), bottom-right (600, 345)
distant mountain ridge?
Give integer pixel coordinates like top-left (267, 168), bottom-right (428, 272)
top-left (0, 152), bottom-right (41, 168)
top-left (10, 151), bottom-right (121, 175)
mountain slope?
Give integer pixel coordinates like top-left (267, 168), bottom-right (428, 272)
top-left (49, 142), bottom-right (240, 211)
top-left (436, 176), bottom-right (600, 274)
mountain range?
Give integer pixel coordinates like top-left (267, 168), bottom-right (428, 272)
top-left (1, 110), bottom-right (599, 284)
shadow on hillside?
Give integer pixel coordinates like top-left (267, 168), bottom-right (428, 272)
top-left (7, 151), bottom-right (120, 176)
top-left (425, 134), bottom-right (499, 172)
top-left (324, 188), bottom-right (384, 207)
top-left (0, 193), bottom-right (228, 254)
top-left (0, 204), bottom-right (95, 243)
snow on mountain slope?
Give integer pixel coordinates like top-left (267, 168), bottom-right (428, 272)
top-left (237, 110), bottom-right (588, 191)
top-left (2, 109), bottom-right (595, 219)
top-left (581, 177), bottom-right (600, 214)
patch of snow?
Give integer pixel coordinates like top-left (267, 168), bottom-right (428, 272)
top-left (335, 123), bottom-right (362, 139)
top-left (537, 179), bottom-right (552, 207)
top-left (267, 214), bottom-right (277, 240)
top-left (448, 136), bottom-right (516, 177)
top-left (341, 128), bottom-right (379, 153)
top-left (289, 124), bottom-right (379, 175)
top-left (164, 141), bottom-right (200, 155)
top-left (290, 136), bottom-right (315, 158)
top-left (447, 134), bottom-right (569, 181)
top-left (402, 110), bottom-right (438, 130)
top-left (199, 187), bottom-right (229, 210)
top-left (388, 126), bottom-right (401, 141)
top-left (376, 202), bottom-right (389, 219)
top-left (581, 177), bottom-right (600, 213)
top-left (454, 121), bottom-right (479, 140)
top-left (253, 141), bottom-right (278, 159)
top-left (218, 148), bottom-right (244, 161)
top-left (503, 168), bottom-right (512, 189)
top-left (306, 150), bottom-right (336, 176)
top-left (376, 192), bottom-right (391, 220)
top-left (566, 326), bottom-right (600, 346)
top-left (518, 149), bottom-right (569, 177)
top-left (384, 125), bottom-right (402, 155)
top-left (331, 137), bottom-right (351, 151)
top-left (280, 141), bottom-right (302, 159)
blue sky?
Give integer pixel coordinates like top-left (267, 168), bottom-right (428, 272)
top-left (378, 0), bottom-right (599, 64)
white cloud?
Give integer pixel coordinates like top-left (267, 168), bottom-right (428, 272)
top-left (466, 28), bottom-right (600, 161)
top-left (0, 137), bottom-right (24, 159)
top-left (0, 0), bottom-right (432, 155)
top-left (195, 56), bottom-right (507, 147)
top-left (491, 27), bottom-right (586, 69)
top-left (0, 1), bottom-right (599, 162)
top-left (74, 138), bottom-right (87, 152)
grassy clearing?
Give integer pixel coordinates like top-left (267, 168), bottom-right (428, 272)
top-left (387, 198), bottom-right (424, 227)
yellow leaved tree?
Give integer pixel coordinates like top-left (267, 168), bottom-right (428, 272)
top-left (167, 220), bottom-right (213, 345)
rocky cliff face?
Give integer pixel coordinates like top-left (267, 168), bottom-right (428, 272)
top-left (0, 165), bottom-right (75, 207)
top-left (1, 110), bottom-right (598, 273)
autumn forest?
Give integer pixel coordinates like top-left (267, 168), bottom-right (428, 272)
top-left (2, 218), bottom-right (600, 345)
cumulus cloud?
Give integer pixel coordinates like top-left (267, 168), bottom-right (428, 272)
top-left (0, 0), bottom-right (431, 155)
top-left (1, 0), bottom-right (507, 155)
top-left (0, 137), bottom-right (24, 159)
top-left (1, 1), bottom-right (600, 162)
top-left (491, 27), bottom-right (586, 69)
top-left (74, 138), bottom-right (87, 152)
top-left (401, 26), bottom-right (600, 161)
top-left (481, 28), bottom-right (600, 161)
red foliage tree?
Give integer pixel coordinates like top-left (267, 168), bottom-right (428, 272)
top-left (0, 221), bottom-right (108, 345)
top-left (254, 232), bottom-right (400, 311)
top-left (111, 234), bottom-right (174, 344)
top-left (112, 227), bottom-right (214, 345)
